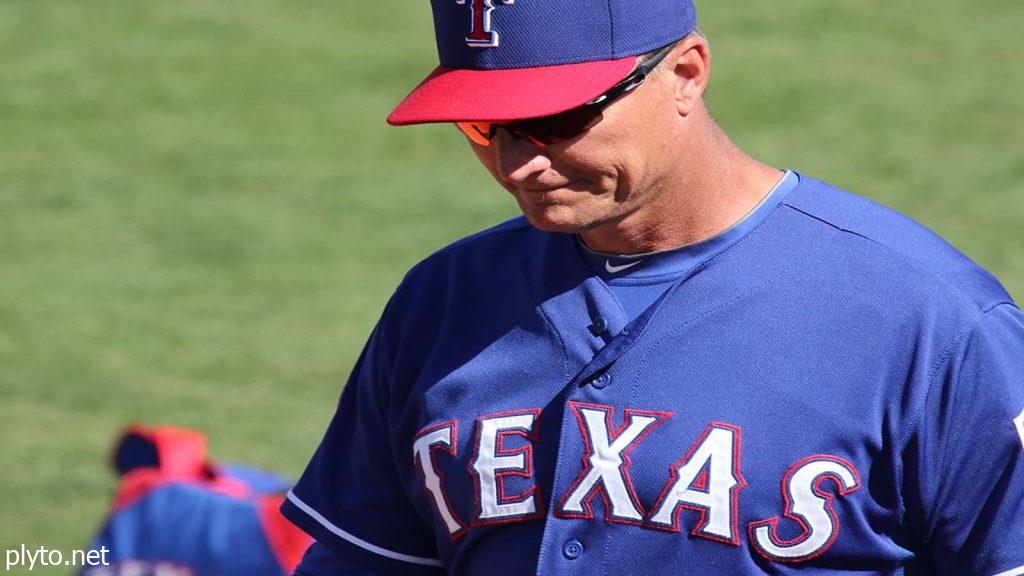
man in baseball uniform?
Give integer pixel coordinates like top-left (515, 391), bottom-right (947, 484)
top-left (281, 0), bottom-right (1024, 574)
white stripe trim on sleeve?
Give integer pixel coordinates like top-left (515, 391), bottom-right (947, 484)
top-left (994, 565), bottom-right (1024, 576)
top-left (286, 490), bottom-right (444, 567)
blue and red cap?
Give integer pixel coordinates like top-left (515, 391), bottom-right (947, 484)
top-left (387, 0), bottom-right (698, 125)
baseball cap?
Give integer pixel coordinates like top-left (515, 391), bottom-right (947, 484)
top-left (386, 0), bottom-right (698, 126)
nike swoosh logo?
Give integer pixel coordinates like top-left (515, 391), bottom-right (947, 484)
top-left (605, 260), bottom-right (643, 274)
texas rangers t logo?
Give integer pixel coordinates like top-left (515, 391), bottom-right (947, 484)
top-left (455, 0), bottom-right (514, 48)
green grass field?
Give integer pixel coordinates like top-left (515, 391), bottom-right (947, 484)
top-left (2, 1), bottom-right (1022, 570)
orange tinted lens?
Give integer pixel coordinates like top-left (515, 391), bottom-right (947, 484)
top-left (456, 122), bottom-right (493, 146)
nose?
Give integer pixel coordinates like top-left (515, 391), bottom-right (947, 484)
top-left (492, 128), bottom-right (552, 185)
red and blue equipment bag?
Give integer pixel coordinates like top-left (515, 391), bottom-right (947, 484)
top-left (81, 424), bottom-right (312, 576)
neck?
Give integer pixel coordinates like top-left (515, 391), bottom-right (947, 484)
top-left (579, 113), bottom-right (783, 255)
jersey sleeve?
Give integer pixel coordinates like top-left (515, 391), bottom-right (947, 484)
top-left (280, 306), bottom-right (446, 576)
top-left (294, 542), bottom-right (395, 576)
top-left (907, 303), bottom-right (1024, 576)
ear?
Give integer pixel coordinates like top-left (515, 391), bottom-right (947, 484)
top-left (668, 34), bottom-right (711, 117)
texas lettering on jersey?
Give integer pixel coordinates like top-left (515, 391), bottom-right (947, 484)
top-left (413, 402), bottom-right (861, 564)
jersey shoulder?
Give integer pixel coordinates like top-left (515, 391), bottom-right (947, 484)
top-left (408, 214), bottom-right (538, 275)
top-left (781, 174), bottom-right (1016, 314)
top-left (375, 215), bottom-right (553, 354)
top-left (392, 214), bottom-right (548, 304)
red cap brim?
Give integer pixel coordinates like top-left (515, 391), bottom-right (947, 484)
top-left (386, 56), bottom-right (637, 126)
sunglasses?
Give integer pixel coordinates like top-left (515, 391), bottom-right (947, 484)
top-left (456, 42), bottom-right (677, 147)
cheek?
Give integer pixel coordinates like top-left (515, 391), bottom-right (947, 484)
top-left (558, 141), bottom-right (639, 203)
top-left (584, 105), bottom-right (668, 194)
top-left (553, 144), bottom-right (621, 191)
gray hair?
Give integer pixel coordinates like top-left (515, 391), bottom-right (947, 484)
top-left (636, 27), bottom-right (707, 67)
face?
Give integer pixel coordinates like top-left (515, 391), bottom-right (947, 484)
top-left (465, 61), bottom-right (683, 234)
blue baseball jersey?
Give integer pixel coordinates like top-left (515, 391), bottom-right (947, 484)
top-left (282, 173), bottom-right (1024, 575)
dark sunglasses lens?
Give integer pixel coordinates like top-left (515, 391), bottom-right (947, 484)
top-left (510, 106), bottom-right (604, 145)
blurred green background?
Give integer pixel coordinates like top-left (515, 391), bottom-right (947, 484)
top-left (1, 0), bottom-right (1021, 570)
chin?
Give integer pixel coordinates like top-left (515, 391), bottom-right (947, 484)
top-left (518, 203), bottom-right (595, 234)
top-left (509, 183), bottom-right (616, 233)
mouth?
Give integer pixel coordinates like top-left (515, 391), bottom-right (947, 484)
top-left (519, 180), bottom-right (579, 194)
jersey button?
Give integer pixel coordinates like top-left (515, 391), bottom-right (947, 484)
top-left (588, 316), bottom-right (609, 336)
top-left (591, 373), bottom-right (612, 389)
top-left (562, 539), bottom-right (584, 560)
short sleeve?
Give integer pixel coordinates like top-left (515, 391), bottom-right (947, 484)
top-left (280, 309), bottom-right (446, 576)
top-left (294, 542), bottom-right (393, 576)
top-left (908, 303), bottom-right (1024, 576)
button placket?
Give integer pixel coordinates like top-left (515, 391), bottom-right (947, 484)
top-left (562, 539), bottom-right (584, 560)
top-left (590, 372), bottom-right (612, 389)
